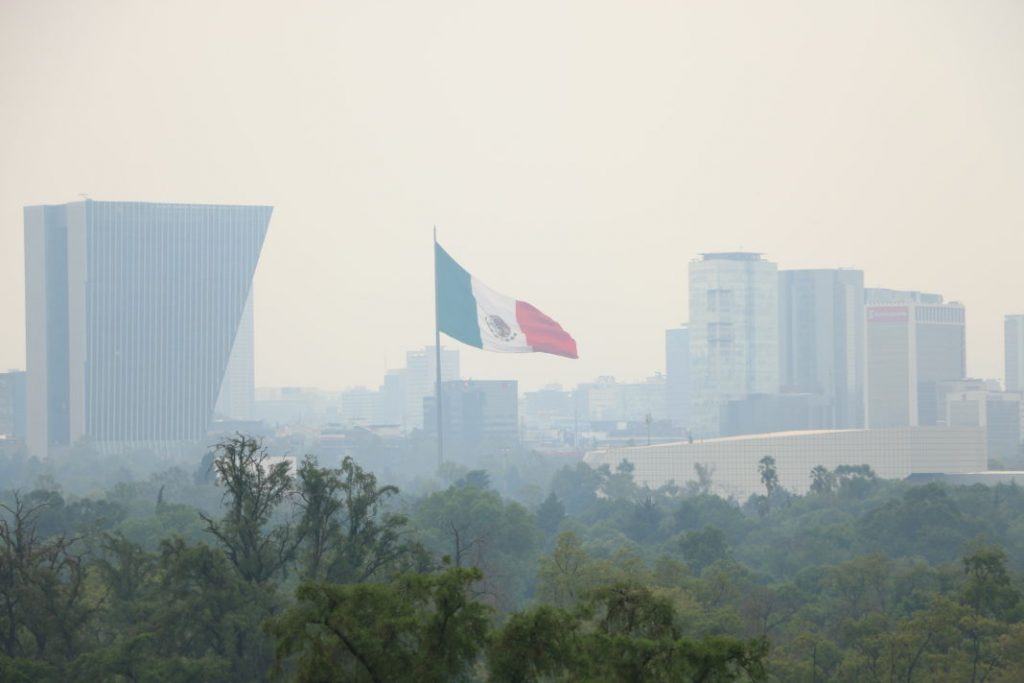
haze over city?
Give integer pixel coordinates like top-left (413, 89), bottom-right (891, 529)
top-left (3, 0), bottom-right (1024, 392)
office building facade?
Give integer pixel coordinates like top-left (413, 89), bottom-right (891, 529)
top-left (1006, 315), bottom-right (1024, 392)
top-left (403, 346), bottom-right (459, 431)
top-left (0, 371), bottom-right (27, 439)
top-left (688, 253), bottom-right (778, 437)
top-left (425, 379), bottom-right (519, 463)
top-left (864, 290), bottom-right (966, 428)
top-left (25, 200), bottom-right (270, 455)
top-left (778, 269), bottom-right (864, 428)
top-left (665, 326), bottom-right (690, 429)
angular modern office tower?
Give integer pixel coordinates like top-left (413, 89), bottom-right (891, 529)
top-left (688, 253), bottom-right (778, 438)
top-left (24, 200), bottom-right (271, 456)
top-left (864, 289), bottom-right (966, 428)
top-left (778, 269), bottom-right (865, 428)
top-left (1006, 315), bottom-right (1024, 392)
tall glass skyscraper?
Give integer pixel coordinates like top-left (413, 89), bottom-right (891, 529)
top-left (688, 253), bottom-right (778, 438)
top-left (778, 269), bottom-right (865, 428)
top-left (24, 200), bottom-right (271, 455)
top-left (1006, 315), bottom-right (1024, 392)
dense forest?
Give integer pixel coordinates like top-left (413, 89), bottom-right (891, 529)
top-left (3, 436), bottom-right (1024, 682)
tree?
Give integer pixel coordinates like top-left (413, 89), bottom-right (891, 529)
top-left (295, 456), bottom-right (344, 581)
top-left (0, 491), bottom-right (93, 672)
top-left (324, 456), bottom-right (420, 584)
top-left (413, 485), bottom-right (539, 609)
top-left (267, 568), bottom-right (491, 683)
top-left (536, 492), bottom-right (566, 537)
top-left (488, 604), bottom-right (583, 682)
top-left (199, 435), bottom-right (301, 584)
top-left (536, 532), bottom-right (592, 608)
top-left (627, 496), bottom-right (662, 543)
top-left (758, 456), bottom-right (779, 498)
top-left (491, 582), bottom-right (769, 682)
top-left (961, 546), bottom-right (1020, 683)
top-left (679, 526), bottom-right (731, 575)
top-left (809, 466), bottom-right (836, 496)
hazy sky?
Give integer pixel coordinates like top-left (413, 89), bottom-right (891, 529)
top-left (2, 1), bottom-right (1023, 392)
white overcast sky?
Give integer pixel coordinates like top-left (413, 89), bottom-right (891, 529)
top-left (1, 0), bottom-right (1023, 392)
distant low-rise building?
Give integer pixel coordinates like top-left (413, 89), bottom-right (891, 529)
top-left (585, 427), bottom-right (986, 500)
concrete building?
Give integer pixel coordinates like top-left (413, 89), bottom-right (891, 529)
top-left (936, 380), bottom-right (1023, 462)
top-left (24, 200), bottom-right (270, 455)
top-left (584, 427), bottom-right (986, 500)
top-left (377, 369), bottom-right (407, 426)
top-left (864, 289), bottom-right (966, 428)
top-left (339, 386), bottom-right (381, 427)
top-left (425, 379), bottom-right (519, 463)
top-left (778, 269), bottom-right (864, 428)
top-left (403, 346), bottom-right (459, 431)
top-left (574, 376), bottom-right (668, 424)
top-left (721, 393), bottom-right (833, 437)
top-left (1006, 315), bottom-right (1024, 392)
top-left (689, 253), bottom-right (779, 438)
top-left (0, 370), bottom-right (26, 438)
top-left (665, 326), bottom-right (690, 429)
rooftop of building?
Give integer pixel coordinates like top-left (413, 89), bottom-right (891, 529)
top-left (588, 426), bottom-right (982, 452)
top-left (697, 252), bottom-right (765, 261)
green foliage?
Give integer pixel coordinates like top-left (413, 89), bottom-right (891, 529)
top-left (535, 492), bottom-right (566, 537)
top-left (413, 484), bottom-right (540, 609)
top-left (7, 437), bottom-right (1024, 681)
top-left (200, 435), bottom-right (301, 584)
top-left (267, 567), bottom-right (490, 683)
top-left (490, 582), bottom-right (768, 682)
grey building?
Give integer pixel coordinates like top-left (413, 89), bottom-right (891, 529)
top-left (688, 252), bottom-right (779, 437)
top-left (864, 289), bottom-right (966, 428)
top-left (403, 346), bottom-right (459, 431)
top-left (214, 292), bottom-right (255, 420)
top-left (425, 379), bottom-right (519, 464)
top-left (665, 326), bottom-right (690, 429)
top-left (0, 370), bottom-right (27, 439)
top-left (24, 200), bottom-right (270, 455)
top-left (778, 269), bottom-right (864, 428)
top-left (1006, 315), bottom-right (1024, 392)
top-left (938, 382), bottom-right (1023, 462)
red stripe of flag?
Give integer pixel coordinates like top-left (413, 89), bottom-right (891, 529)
top-left (515, 301), bottom-right (578, 359)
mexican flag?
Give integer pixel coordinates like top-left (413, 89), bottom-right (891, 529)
top-left (435, 242), bottom-right (578, 359)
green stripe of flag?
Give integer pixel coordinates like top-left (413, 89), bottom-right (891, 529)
top-left (435, 243), bottom-right (483, 348)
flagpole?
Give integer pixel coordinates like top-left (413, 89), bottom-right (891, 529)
top-left (433, 226), bottom-right (444, 471)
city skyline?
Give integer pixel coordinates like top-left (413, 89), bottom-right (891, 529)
top-left (2, 1), bottom-right (1024, 393)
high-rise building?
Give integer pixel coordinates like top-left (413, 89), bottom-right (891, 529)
top-left (0, 370), bottom-right (27, 439)
top-left (778, 269), bottom-right (865, 428)
top-left (403, 346), bottom-right (459, 431)
top-left (1006, 315), bottom-right (1024, 392)
top-left (425, 379), bottom-right (518, 464)
top-left (24, 200), bottom-right (270, 455)
top-left (377, 369), bottom-right (408, 426)
top-left (214, 291), bottom-right (255, 420)
top-left (864, 289), bottom-right (966, 428)
top-left (688, 252), bottom-right (778, 437)
top-left (340, 386), bottom-right (381, 427)
top-left (665, 326), bottom-right (690, 429)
